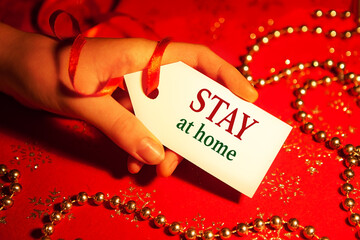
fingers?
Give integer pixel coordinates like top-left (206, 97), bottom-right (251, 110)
top-left (127, 150), bottom-right (183, 176)
top-left (156, 150), bottom-right (183, 177)
top-left (127, 156), bottom-right (144, 174)
top-left (67, 38), bottom-right (257, 178)
top-left (68, 95), bottom-right (165, 165)
top-left (162, 42), bottom-right (258, 102)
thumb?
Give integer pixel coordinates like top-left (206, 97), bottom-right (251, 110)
top-left (69, 95), bottom-right (165, 165)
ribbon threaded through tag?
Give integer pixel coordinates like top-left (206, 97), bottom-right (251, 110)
top-left (49, 9), bottom-right (170, 98)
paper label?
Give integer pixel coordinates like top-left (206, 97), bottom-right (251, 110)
top-left (124, 62), bottom-right (292, 197)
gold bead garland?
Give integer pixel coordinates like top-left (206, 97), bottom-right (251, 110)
top-left (39, 191), bottom-right (330, 240)
top-left (0, 164), bottom-right (22, 211)
top-left (238, 8), bottom-right (360, 239)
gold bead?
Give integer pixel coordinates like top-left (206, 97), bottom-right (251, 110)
top-left (314, 9), bottom-right (323, 17)
top-left (9, 182), bottom-right (22, 195)
top-left (270, 215), bottom-right (282, 230)
top-left (322, 76), bottom-right (332, 85)
top-left (202, 229), bottom-right (214, 240)
top-left (355, 75), bottom-right (360, 83)
top-left (325, 59), bottom-right (334, 68)
top-left (252, 44), bottom-right (260, 52)
top-left (298, 63), bottom-right (305, 70)
top-left (343, 144), bottom-right (355, 156)
top-left (343, 168), bottom-right (355, 180)
top-left (327, 30), bottom-right (337, 38)
top-left (349, 212), bottom-right (360, 226)
top-left (328, 9), bottom-right (337, 17)
top-left (293, 99), bottom-right (304, 109)
top-left (294, 111), bottom-right (307, 122)
top-left (350, 86), bottom-right (360, 96)
top-left (345, 156), bottom-right (358, 167)
top-left (314, 26), bottom-right (322, 34)
top-left (0, 164), bottom-right (8, 176)
top-left (320, 237), bottom-right (330, 240)
top-left (50, 211), bottom-right (62, 224)
top-left (300, 25), bottom-right (308, 32)
top-left (273, 30), bottom-right (281, 37)
top-left (1, 196), bottom-right (14, 209)
top-left (343, 31), bottom-right (352, 38)
top-left (168, 222), bottom-right (181, 235)
top-left (60, 200), bottom-right (72, 213)
top-left (253, 218), bottom-right (265, 231)
top-left (262, 37), bottom-right (269, 44)
top-left (245, 75), bottom-right (253, 82)
top-left (154, 214), bottom-right (166, 227)
top-left (314, 131), bottom-right (327, 142)
top-left (257, 79), bottom-right (266, 87)
top-left (341, 183), bottom-right (354, 195)
top-left (337, 62), bottom-right (346, 70)
top-left (124, 200), bottom-right (136, 213)
top-left (240, 65), bottom-right (249, 72)
top-left (328, 30), bottom-right (337, 38)
top-left (302, 122), bottom-right (314, 134)
top-left (93, 192), bottom-right (105, 205)
top-left (356, 26), bottom-right (360, 34)
top-left (245, 55), bottom-right (252, 62)
top-left (76, 192), bottom-right (88, 205)
top-left (307, 79), bottom-right (317, 88)
top-left (328, 137), bottom-right (341, 149)
top-left (295, 87), bottom-right (306, 97)
top-left (139, 207), bottom-right (152, 220)
top-left (284, 68), bottom-right (292, 75)
top-left (236, 223), bottom-right (249, 236)
top-left (219, 227), bottom-right (232, 239)
top-left (8, 169), bottom-right (20, 182)
top-left (287, 218), bottom-right (299, 231)
top-left (286, 26), bottom-right (294, 34)
top-left (109, 195), bottom-right (121, 209)
top-left (185, 227), bottom-right (197, 240)
top-left (311, 60), bottom-right (319, 67)
top-left (303, 226), bottom-right (315, 239)
top-left (272, 75), bottom-right (280, 82)
top-left (42, 223), bottom-right (55, 236)
top-left (342, 11), bottom-right (351, 18)
top-left (344, 72), bottom-right (356, 83)
top-left (343, 198), bottom-right (356, 210)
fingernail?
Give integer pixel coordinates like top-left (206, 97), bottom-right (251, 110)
top-left (137, 138), bottom-right (164, 164)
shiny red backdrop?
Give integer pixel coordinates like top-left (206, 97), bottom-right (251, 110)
top-left (0, 0), bottom-right (359, 239)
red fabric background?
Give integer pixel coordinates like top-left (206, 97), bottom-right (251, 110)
top-left (0, 0), bottom-right (359, 239)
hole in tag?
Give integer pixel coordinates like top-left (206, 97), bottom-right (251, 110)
top-left (147, 88), bottom-right (159, 99)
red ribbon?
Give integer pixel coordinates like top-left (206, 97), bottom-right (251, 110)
top-left (68, 34), bottom-right (171, 97)
top-left (50, 10), bottom-right (170, 98)
top-left (143, 37), bottom-right (171, 96)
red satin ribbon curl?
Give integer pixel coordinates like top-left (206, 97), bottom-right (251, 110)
top-left (143, 37), bottom-right (171, 96)
top-left (68, 34), bottom-right (171, 98)
top-left (50, 10), bottom-right (170, 98)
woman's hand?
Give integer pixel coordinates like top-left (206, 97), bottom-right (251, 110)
top-left (0, 22), bottom-right (258, 177)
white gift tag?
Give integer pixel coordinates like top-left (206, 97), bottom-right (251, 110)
top-left (124, 62), bottom-right (292, 197)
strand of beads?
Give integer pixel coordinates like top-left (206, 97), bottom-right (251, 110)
top-left (40, 191), bottom-right (329, 240)
top-left (237, 8), bottom-right (360, 239)
top-left (239, 9), bottom-right (360, 86)
top-left (0, 164), bottom-right (22, 211)
top-left (291, 69), bottom-right (360, 237)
